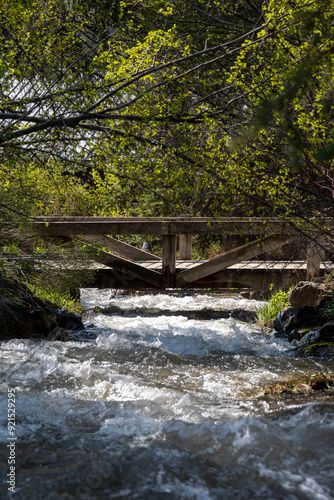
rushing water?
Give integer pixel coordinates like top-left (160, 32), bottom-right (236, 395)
top-left (1, 290), bottom-right (334, 499)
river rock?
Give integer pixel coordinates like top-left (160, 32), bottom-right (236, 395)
top-left (274, 307), bottom-right (299, 332)
top-left (230, 308), bottom-right (256, 323)
top-left (288, 328), bottom-right (311, 342)
top-left (48, 327), bottom-right (69, 341)
top-left (56, 308), bottom-right (85, 330)
top-left (289, 320), bottom-right (334, 347)
top-left (304, 344), bottom-right (334, 358)
top-left (288, 281), bottom-right (324, 307)
top-left (0, 296), bottom-right (66, 340)
top-left (289, 320), bottom-right (334, 358)
top-left (29, 307), bottom-right (58, 335)
top-left (297, 328), bottom-right (321, 346)
top-left (273, 306), bottom-right (321, 334)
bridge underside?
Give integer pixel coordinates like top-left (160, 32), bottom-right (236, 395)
top-left (91, 261), bottom-right (333, 291)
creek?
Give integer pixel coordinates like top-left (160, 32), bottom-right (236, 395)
top-left (1, 290), bottom-right (334, 499)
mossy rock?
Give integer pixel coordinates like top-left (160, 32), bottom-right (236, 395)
top-left (303, 341), bottom-right (334, 358)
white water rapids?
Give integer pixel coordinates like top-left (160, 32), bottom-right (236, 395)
top-left (1, 290), bottom-right (334, 499)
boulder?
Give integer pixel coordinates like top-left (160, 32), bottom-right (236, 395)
top-left (288, 281), bottom-right (324, 307)
top-left (274, 307), bottom-right (300, 333)
top-left (273, 306), bottom-right (322, 334)
top-left (0, 297), bottom-right (66, 340)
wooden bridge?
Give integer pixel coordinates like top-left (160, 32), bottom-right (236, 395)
top-left (31, 216), bottom-right (334, 291)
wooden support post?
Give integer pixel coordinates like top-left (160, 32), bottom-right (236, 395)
top-left (162, 235), bottom-right (176, 288)
top-left (307, 239), bottom-right (326, 278)
top-left (179, 234), bottom-right (192, 260)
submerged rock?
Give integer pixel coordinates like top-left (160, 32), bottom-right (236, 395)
top-left (56, 309), bottom-right (85, 331)
top-left (230, 308), bottom-right (256, 323)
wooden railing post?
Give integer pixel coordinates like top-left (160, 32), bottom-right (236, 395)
top-left (162, 235), bottom-right (176, 288)
top-left (179, 234), bottom-right (192, 260)
top-left (307, 238), bottom-right (326, 278)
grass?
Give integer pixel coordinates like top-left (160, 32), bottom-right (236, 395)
top-left (256, 287), bottom-right (290, 327)
top-left (28, 282), bottom-right (82, 313)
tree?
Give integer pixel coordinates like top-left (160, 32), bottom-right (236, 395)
top-left (0, 0), bottom-right (264, 216)
top-left (226, 0), bottom-right (334, 223)
top-left (0, 0), bottom-right (332, 226)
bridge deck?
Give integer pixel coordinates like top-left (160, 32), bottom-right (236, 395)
top-left (136, 260), bottom-right (333, 270)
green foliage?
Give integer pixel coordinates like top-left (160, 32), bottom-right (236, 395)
top-left (28, 280), bottom-right (79, 312)
top-left (228, 0), bottom-right (334, 220)
top-left (0, 232), bottom-right (96, 310)
top-left (256, 286), bottom-right (290, 327)
top-left (319, 296), bottom-right (334, 318)
top-left (0, 0), bottom-right (333, 251)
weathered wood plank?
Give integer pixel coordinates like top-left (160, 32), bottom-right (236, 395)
top-left (179, 234), bottom-right (192, 260)
top-left (175, 235), bottom-right (290, 287)
top-left (79, 234), bottom-right (161, 261)
top-left (35, 216), bottom-right (211, 222)
top-left (82, 242), bottom-right (162, 288)
top-left (31, 218), bottom-right (298, 236)
top-left (162, 235), bottom-right (176, 288)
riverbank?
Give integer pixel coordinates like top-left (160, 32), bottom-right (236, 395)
top-left (0, 275), bottom-right (84, 340)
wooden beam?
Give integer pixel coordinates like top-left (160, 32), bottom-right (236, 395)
top-left (31, 217), bottom-right (301, 237)
top-left (79, 234), bottom-right (161, 261)
top-left (179, 234), bottom-right (192, 260)
top-left (175, 235), bottom-right (290, 287)
top-left (162, 235), bottom-right (176, 288)
top-left (81, 242), bottom-right (162, 288)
